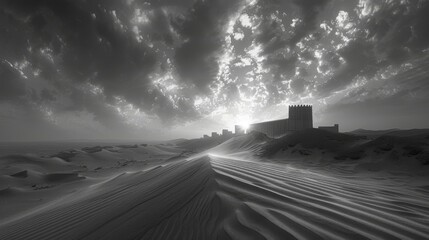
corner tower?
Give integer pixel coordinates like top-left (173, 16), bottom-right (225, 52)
top-left (288, 105), bottom-right (313, 131)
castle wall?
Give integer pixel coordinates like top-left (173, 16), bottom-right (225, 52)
top-left (248, 105), bottom-right (313, 138)
top-left (318, 124), bottom-right (339, 133)
top-left (248, 118), bottom-right (290, 138)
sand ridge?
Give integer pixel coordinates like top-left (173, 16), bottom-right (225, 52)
top-left (1, 131), bottom-right (429, 239)
top-left (1, 153), bottom-right (429, 239)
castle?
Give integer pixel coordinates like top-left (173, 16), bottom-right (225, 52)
top-left (241, 105), bottom-right (313, 138)
top-left (206, 105), bottom-right (337, 139)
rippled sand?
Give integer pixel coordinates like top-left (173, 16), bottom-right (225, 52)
top-left (1, 133), bottom-right (429, 240)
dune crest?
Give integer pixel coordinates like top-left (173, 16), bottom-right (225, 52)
top-left (1, 153), bottom-right (429, 239)
top-left (1, 132), bottom-right (429, 239)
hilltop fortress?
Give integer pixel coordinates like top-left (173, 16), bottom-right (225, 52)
top-left (237, 105), bottom-right (313, 138)
top-left (235, 105), bottom-right (338, 138)
top-left (203, 105), bottom-right (338, 139)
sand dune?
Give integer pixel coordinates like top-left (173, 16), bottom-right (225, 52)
top-left (1, 154), bottom-right (429, 239)
top-left (260, 129), bottom-right (429, 174)
top-left (1, 132), bottom-right (429, 239)
top-left (210, 155), bottom-right (429, 239)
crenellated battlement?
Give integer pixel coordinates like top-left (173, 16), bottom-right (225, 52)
top-left (288, 104), bottom-right (313, 130)
top-left (289, 105), bottom-right (312, 108)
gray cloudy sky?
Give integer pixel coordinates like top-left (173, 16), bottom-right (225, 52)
top-left (1, 0), bottom-right (429, 141)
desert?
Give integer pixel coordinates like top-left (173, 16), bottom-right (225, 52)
top-left (1, 129), bottom-right (429, 239)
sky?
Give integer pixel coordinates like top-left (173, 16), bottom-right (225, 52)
top-left (1, 0), bottom-right (429, 141)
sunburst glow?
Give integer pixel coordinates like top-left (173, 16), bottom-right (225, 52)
top-left (237, 116), bottom-right (251, 132)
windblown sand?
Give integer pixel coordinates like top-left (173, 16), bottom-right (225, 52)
top-left (1, 132), bottom-right (429, 239)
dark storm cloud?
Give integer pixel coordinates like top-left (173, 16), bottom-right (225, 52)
top-left (289, 0), bottom-right (330, 45)
top-left (318, 40), bottom-right (377, 95)
top-left (173, 0), bottom-right (244, 92)
top-left (255, 18), bottom-right (287, 56)
top-left (0, 61), bottom-right (27, 101)
top-left (322, 53), bottom-right (429, 130)
top-left (138, 8), bottom-right (175, 45)
top-left (265, 54), bottom-right (298, 80)
top-left (1, 0), bottom-right (429, 140)
top-left (367, 1), bottom-right (429, 62)
top-left (290, 77), bottom-right (308, 94)
top-left (253, 16), bottom-right (289, 82)
top-left (252, 0), bottom-right (330, 83)
top-left (66, 88), bottom-right (124, 128)
top-left (253, 0), bottom-right (329, 47)
top-left (319, 0), bottom-right (429, 96)
top-left (0, 0), bottom-right (202, 126)
top-left (318, 51), bottom-right (341, 73)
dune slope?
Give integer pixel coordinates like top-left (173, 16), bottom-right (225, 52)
top-left (1, 154), bottom-right (428, 240)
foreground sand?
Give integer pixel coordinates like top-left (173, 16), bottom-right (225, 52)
top-left (1, 132), bottom-right (429, 239)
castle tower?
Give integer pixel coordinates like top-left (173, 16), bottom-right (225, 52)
top-left (288, 105), bottom-right (313, 131)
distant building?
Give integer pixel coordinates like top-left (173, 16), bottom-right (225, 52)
top-left (234, 125), bottom-right (245, 135)
top-left (318, 124), bottom-right (339, 133)
top-left (247, 105), bottom-right (313, 138)
top-left (211, 132), bottom-right (219, 137)
top-left (222, 129), bottom-right (233, 136)
top-left (203, 134), bottom-right (209, 138)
